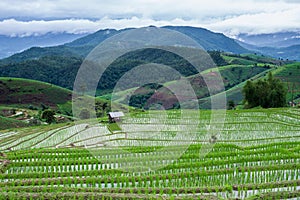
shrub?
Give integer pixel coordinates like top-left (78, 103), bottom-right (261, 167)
top-left (41, 109), bottom-right (56, 124)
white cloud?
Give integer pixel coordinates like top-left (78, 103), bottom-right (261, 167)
top-left (0, 18), bottom-right (201, 37)
top-left (207, 7), bottom-right (300, 36)
top-left (0, 0), bottom-right (299, 37)
top-left (0, 0), bottom-right (295, 19)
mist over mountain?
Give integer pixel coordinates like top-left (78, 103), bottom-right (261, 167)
top-left (236, 31), bottom-right (300, 61)
top-left (0, 32), bottom-right (88, 59)
top-left (237, 31), bottom-right (300, 48)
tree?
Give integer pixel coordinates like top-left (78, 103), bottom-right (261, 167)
top-left (243, 72), bottom-right (287, 108)
top-left (41, 109), bottom-right (56, 124)
top-left (41, 103), bottom-right (48, 111)
top-left (265, 72), bottom-right (286, 107)
top-left (95, 101), bottom-right (110, 117)
top-left (227, 100), bottom-right (235, 110)
top-left (208, 51), bottom-right (227, 66)
top-left (243, 81), bottom-right (256, 107)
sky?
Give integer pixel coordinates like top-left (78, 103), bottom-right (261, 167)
top-left (1, 0), bottom-right (300, 38)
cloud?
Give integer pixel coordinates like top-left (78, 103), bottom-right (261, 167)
top-left (0, 0), bottom-right (296, 20)
top-left (0, 18), bottom-right (201, 37)
top-left (0, 0), bottom-right (299, 37)
top-left (207, 8), bottom-right (300, 36)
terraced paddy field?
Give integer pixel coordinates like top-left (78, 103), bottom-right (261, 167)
top-left (0, 108), bottom-right (300, 199)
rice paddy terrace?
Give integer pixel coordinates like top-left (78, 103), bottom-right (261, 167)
top-left (0, 108), bottom-right (300, 199)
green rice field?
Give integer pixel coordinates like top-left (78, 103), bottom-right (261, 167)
top-left (0, 108), bottom-right (300, 199)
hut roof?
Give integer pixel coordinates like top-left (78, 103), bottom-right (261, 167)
top-left (108, 112), bottom-right (124, 118)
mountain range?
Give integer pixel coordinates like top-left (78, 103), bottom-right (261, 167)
top-left (1, 27), bottom-right (300, 61)
top-left (0, 26), bottom-right (299, 93)
top-left (0, 27), bottom-right (299, 87)
top-left (237, 31), bottom-right (300, 47)
top-left (0, 32), bottom-right (88, 59)
top-left (236, 31), bottom-right (300, 61)
top-left (0, 26), bottom-right (250, 63)
top-left (0, 26), bottom-right (299, 112)
top-left (0, 26), bottom-right (251, 91)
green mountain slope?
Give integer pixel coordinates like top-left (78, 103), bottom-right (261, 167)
top-left (0, 56), bottom-right (82, 90)
top-left (0, 48), bottom-right (208, 92)
top-left (164, 26), bottom-right (249, 53)
top-left (273, 63), bottom-right (300, 102)
top-left (1, 26), bottom-right (248, 66)
top-left (0, 77), bottom-right (72, 111)
top-left (105, 53), bottom-right (297, 110)
top-left (0, 77), bottom-right (112, 124)
top-left (202, 62), bottom-right (300, 109)
top-left (106, 54), bottom-right (275, 109)
top-left (65, 28), bottom-right (123, 47)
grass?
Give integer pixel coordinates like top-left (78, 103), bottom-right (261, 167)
top-left (273, 62), bottom-right (300, 77)
top-left (222, 55), bottom-right (257, 65)
top-left (273, 62), bottom-right (300, 102)
top-left (218, 65), bottom-right (267, 88)
top-left (0, 116), bottom-right (29, 130)
top-left (107, 122), bottom-right (122, 132)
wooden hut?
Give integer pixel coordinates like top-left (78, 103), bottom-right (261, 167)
top-left (107, 112), bottom-right (124, 123)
